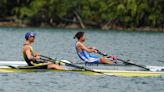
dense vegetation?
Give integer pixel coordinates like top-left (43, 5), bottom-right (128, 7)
top-left (0, 0), bottom-right (164, 30)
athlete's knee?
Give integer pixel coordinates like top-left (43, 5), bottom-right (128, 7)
top-left (48, 64), bottom-right (63, 70)
top-left (99, 57), bottom-right (105, 63)
top-left (100, 57), bottom-right (106, 61)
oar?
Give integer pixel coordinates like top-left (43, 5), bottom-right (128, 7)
top-left (117, 58), bottom-right (149, 71)
top-left (96, 50), bottom-right (162, 72)
top-left (40, 55), bottom-right (107, 75)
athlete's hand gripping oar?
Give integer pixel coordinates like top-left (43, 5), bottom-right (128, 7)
top-left (96, 50), bottom-right (163, 72)
top-left (39, 55), bottom-right (58, 63)
top-left (96, 49), bottom-right (118, 61)
top-left (96, 50), bottom-right (150, 70)
top-left (40, 55), bottom-right (108, 75)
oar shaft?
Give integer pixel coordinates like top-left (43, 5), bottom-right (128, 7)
top-left (96, 50), bottom-right (107, 56)
top-left (64, 63), bottom-right (103, 74)
top-left (40, 55), bottom-right (52, 60)
top-left (97, 50), bottom-right (151, 71)
top-left (40, 55), bottom-right (106, 75)
top-left (117, 59), bottom-right (150, 71)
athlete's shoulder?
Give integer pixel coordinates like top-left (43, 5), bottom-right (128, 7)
top-left (76, 41), bottom-right (83, 46)
top-left (23, 44), bottom-right (32, 50)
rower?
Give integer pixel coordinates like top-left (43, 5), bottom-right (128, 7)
top-left (22, 32), bottom-right (64, 70)
top-left (74, 32), bottom-right (117, 65)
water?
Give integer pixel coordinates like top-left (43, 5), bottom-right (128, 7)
top-left (0, 27), bottom-right (164, 92)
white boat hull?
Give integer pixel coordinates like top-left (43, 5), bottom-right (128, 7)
top-left (0, 61), bottom-right (164, 77)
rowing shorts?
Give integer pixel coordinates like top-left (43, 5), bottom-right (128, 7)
top-left (34, 64), bottom-right (48, 69)
top-left (85, 56), bottom-right (100, 64)
top-left (31, 62), bottom-right (48, 69)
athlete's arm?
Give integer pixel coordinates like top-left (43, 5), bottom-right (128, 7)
top-left (34, 52), bottom-right (40, 57)
top-left (24, 46), bottom-right (40, 61)
top-left (77, 42), bottom-right (97, 53)
top-left (88, 46), bottom-right (96, 50)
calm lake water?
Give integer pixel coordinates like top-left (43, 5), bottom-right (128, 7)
top-left (0, 27), bottom-right (164, 92)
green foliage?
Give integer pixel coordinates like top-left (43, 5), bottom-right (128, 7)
top-left (0, 0), bottom-right (7, 17)
top-left (0, 0), bottom-right (164, 28)
top-left (14, 0), bottom-right (46, 18)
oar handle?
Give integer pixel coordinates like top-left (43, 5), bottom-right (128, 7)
top-left (96, 49), bottom-right (107, 56)
top-left (96, 50), bottom-right (115, 59)
top-left (40, 55), bottom-right (53, 60)
top-left (39, 55), bottom-right (58, 64)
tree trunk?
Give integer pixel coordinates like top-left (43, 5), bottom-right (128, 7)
top-left (74, 11), bottom-right (86, 29)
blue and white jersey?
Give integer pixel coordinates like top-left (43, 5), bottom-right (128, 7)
top-left (77, 50), bottom-right (100, 63)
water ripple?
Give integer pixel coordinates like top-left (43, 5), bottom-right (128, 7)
top-left (0, 28), bottom-right (164, 92)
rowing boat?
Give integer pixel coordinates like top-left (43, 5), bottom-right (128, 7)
top-left (0, 65), bottom-right (164, 77)
top-left (0, 61), bottom-right (164, 77)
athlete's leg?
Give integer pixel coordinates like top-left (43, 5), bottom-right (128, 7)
top-left (48, 63), bottom-right (64, 70)
top-left (99, 57), bottom-right (114, 64)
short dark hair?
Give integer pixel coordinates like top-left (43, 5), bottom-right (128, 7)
top-left (74, 32), bottom-right (84, 40)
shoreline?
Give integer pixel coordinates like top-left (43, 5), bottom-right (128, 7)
top-left (0, 21), bottom-right (163, 32)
